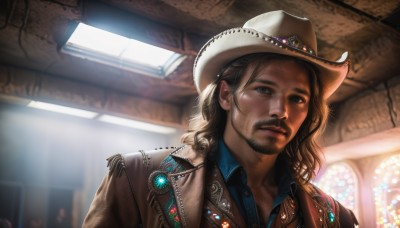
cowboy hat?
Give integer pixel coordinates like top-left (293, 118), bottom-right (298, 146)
top-left (193, 10), bottom-right (349, 99)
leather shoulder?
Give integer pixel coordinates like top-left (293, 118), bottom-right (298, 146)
top-left (106, 147), bottom-right (181, 177)
top-left (310, 184), bottom-right (359, 227)
top-left (102, 147), bottom-right (182, 227)
top-left (337, 200), bottom-right (359, 227)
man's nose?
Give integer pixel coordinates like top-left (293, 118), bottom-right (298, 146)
top-left (269, 97), bottom-right (288, 120)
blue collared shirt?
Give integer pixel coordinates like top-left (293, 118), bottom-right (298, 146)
top-left (215, 140), bottom-right (297, 227)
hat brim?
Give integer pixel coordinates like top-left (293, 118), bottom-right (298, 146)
top-left (194, 28), bottom-right (349, 99)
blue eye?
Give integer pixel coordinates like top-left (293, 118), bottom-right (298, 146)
top-left (255, 87), bottom-right (272, 94)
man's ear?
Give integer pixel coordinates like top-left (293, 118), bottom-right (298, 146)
top-left (218, 80), bottom-right (232, 111)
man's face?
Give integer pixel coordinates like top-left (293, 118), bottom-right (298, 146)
top-left (219, 58), bottom-right (311, 155)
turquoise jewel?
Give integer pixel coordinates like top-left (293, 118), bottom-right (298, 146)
top-left (328, 211), bottom-right (335, 223)
top-left (148, 171), bottom-right (171, 194)
top-left (153, 173), bottom-right (169, 190)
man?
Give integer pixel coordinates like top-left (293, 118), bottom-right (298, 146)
top-left (83, 10), bottom-right (358, 227)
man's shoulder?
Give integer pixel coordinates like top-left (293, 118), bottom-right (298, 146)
top-left (106, 145), bottom-right (207, 176)
top-left (124, 147), bottom-right (179, 168)
top-left (307, 184), bottom-right (359, 227)
top-left (106, 147), bottom-right (182, 176)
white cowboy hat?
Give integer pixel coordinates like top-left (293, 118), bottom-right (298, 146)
top-left (193, 10), bottom-right (349, 99)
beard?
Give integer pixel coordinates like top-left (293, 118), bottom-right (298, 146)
top-left (245, 137), bottom-right (281, 154)
top-left (231, 116), bottom-right (284, 155)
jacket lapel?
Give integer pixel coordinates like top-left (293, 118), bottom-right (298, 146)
top-left (204, 164), bottom-right (247, 227)
top-left (169, 164), bottom-right (207, 227)
top-left (167, 146), bottom-right (207, 227)
top-left (170, 147), bottom-right (246, 227)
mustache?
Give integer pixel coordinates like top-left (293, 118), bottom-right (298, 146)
top-left (253, 118), bottom-right (291, 134)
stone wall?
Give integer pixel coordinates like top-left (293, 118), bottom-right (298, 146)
top-left (323, 75), bottom-right (400, 146)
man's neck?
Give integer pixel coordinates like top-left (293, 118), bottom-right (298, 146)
top-left (224, 141), bottom-right (280, 225)
top-left (223, 138), bottom-right (279, 187)
top-left (239, 151), bottom-right (279, 187)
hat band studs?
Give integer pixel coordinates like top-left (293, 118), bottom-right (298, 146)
top-left (274, 35), bottom-right (315, 56)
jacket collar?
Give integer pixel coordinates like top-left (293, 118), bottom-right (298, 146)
top-left (215, 140), bottom-right (241, 182)
top-left (170, 145), bottom-right (206, 167)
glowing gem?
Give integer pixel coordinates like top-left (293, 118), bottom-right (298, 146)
top-left (222, 221), bottom-right (230, 228)
top-left (328, 211), bottom-right (335, 223)
top-left (154, 174), bottom-right (169, 190)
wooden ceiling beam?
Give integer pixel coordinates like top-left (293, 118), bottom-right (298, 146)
top-left (0, 64), bottom-right (186, 129)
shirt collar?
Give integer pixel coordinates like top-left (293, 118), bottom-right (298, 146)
top-left (216, 139), bottom-right (241, 182)
top-left (215, 139), bottom-right (297, 195)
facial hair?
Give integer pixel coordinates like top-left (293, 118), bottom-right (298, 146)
top-left (230, 113), bottom-right (291, 155)
top-left (246, 137), bottom-right (278, 154)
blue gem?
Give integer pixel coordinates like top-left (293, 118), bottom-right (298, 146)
top-left (148, 171), bottom-right (171, 194)
top-left (214, 215), bottom-right (221, 220)
top-left (328, 211), bottom-right (335, 223)
top-left (153, 173), bottom-right (169, 190)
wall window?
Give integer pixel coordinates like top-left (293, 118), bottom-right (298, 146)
top-left (314, 162), bottom-right (358, 216)
top-left (373, 154), bottom-right (400, 227)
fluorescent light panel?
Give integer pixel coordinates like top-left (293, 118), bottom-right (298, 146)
top-left (98, 115), bottom-right (176, 134)
top-left (27, 101), bottom-right (98, 119)
top-left (63, 23), bottom-right (184, 77)
top-left (27, 101), bottom-right (177, 134)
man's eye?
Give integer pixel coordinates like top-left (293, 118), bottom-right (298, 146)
top-left (255, 87), bottom-right (272, 94)
top-left (290, 95), bottom-right (306, 104)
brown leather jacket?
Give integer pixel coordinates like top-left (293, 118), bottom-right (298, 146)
top-left (83, 146), bottom-right (358, 227)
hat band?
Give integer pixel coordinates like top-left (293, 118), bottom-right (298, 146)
top-left (273, 35), bottom-right (316, 56)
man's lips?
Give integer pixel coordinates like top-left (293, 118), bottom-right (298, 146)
top-left (254, 118), bottom-right (291, 136)
top-left (259, 126), bottom-right (288, 135)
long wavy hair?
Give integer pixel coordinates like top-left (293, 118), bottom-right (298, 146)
top-left (181, 53), bottom-right (329, 188)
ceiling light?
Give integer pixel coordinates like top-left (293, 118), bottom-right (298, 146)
top-left (61, 23), bottom-right (186, 77)
top-left (27, 101), bottom-right (98, 119)
top-left (98, 115), bottom-right (177, 134)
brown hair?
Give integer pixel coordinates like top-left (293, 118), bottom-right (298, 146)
top-left (181, 53), bottom-right (329, 188)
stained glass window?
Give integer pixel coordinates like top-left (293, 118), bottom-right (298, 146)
top-left (373, 154), bottom-right (400, 227)
top-left (314, 162), bottom-right (358, 217)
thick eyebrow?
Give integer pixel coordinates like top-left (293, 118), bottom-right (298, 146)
top-left (252, 79), bottom-right (310, 97)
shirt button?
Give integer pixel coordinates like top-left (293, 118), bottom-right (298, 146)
top-left (244, 190), bottom-right (250, 196)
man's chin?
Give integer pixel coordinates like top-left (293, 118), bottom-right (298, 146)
top-left (246, 139), bottom-right (283, 155)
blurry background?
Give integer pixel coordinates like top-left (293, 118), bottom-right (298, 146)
top-left (0, 0), bottom-right (399, 227)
